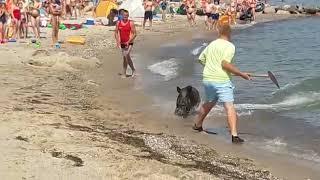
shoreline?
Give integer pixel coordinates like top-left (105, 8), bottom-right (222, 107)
top-left (0, 13), bottom-right (319, 179)
top-left (88, 13), bottom-right (320, 179)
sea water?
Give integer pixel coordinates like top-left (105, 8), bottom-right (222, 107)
top-left (134, 17), bottom-right (320, 164)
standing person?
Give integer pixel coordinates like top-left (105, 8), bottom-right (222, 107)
top-left (12, 0), bottom-right (22, 39)
top-left (229, 0), bottom-right (237, 25)
top-left (92, 0), bottom-right (99, 17)
top-left (185, 0), bottom-right (196, 26)
top-left (249, 0), bottom-right (256, 21)
top-left (193, 23), bottom-right (251, 144)
top-left (204, 0), bottom-right (213, 30)
top-left (0, 2), bottom-right (7, 43)
top-left (114, 10), bottom-right (137, 78)
top-left (29, 0), bottom-right (41, 39)
top-left (159, 0), bottom-right (168, 22)
top-left (49, 0), bottom-right (62, 45)
top-left (19, 0), bottom-right (27, 39)
top-left (211, 0), bottom-right (220, 31)
top-left (143, 0), bottom-right (153, 29)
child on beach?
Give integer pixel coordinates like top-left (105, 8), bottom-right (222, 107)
top-left (49, 0), bottom-right (62, 45)
top-left (211, 0), bottom-right (220, 31)
top-left (0, 2), bottom-right (7, 43)
top-left (249, 0), bottom-right (256, 21)
top-left (204, 0), bottom-right (213, 30)
top-left (19, 1), bottom-right (27, 39)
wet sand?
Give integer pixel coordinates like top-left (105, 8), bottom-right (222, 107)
top-left (0, 13), bottom-right (319, 179)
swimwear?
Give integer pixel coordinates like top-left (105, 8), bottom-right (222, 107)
top-left (144, 10), bottom-right (152, 20)
top-left (118, 20), bottom-right (131, 45)
top-left (120, 42), bottom-right (133, 49)
top-left (30, 8), bottom-right (40, 18)
top-left (212, 13), bottom-right (219, 20)
top-left (13, 8), bottom-right (21, 20)
top-left (0, 13), bottom-right (6, 24)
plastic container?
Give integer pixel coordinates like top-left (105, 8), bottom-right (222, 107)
top-left (85, 18), bottom-right (95, 25)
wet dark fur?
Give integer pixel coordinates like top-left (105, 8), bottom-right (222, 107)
top-left (175, 86), bottom-right (200, 118)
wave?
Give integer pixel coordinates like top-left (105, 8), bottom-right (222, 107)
top-left (160, 41), bottom-right (186, 48)
top-left (191, 43), bottom-right (208, 56)
top-left (255, 137), bottom-right (320, 163)
top-left (237, 91), bottom-right (320, 112)
top-left (272, 77), bottom-right (320, 97)
top-left (233, 23), bottom-right (255, 30)
top-left (148, 58), bottom-right (179, 81)
top-left (236, 77), bottom-right (320, 112)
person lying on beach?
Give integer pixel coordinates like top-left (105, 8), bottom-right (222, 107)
top-left (0, 2), bottom-right (7, 43)
top-left (114, 10), bottom-right (137, 78)
top-left (193, 23), bottom-right (251, 144)
top-left (49, 0), bottom-right (62, 45)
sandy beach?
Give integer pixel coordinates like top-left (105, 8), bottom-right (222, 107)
top-left (0, 12), bottom-right (319, 180)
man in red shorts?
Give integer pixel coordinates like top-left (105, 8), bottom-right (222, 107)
top-left (114, 10), bottom-right (137, 78)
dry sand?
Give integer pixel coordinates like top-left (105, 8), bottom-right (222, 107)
top-left (0, 13), bottom-right (319, 180)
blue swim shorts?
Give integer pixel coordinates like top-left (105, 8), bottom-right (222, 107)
top-left (203, 81), bottom-right (235, 103)
top-left (212, 13), bottom-right (220, 20)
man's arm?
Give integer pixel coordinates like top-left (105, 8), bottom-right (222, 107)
top-left (198, 47), bottom-right (207, 66)
top-left (128, 21), bottom-right (137, 43)
top-left (222, 61), bottom-right (251, 80)
top-left (114, 22), bottom-right (120, 48)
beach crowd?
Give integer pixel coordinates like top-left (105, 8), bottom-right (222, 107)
top-left (0, 0), bottom-right (98, 44)
top-left (141, 0), bottom-right (266, 30)
top-left (0, 0), bottom-right (266, 45)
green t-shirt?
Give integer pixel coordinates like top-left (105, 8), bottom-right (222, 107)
top-left (198, 38), bottom-right (235, 83)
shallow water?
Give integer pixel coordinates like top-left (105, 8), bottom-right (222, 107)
top-left (134, 17), bottom-right (320, 164)
top-left (270, 0), bottom-right (319, 6)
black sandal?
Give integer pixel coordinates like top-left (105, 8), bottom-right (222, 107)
top-left (192, 124), bottom-right (203, 132)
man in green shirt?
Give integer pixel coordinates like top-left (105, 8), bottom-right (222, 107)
top-left (193, 23), bottom-right (251, 143)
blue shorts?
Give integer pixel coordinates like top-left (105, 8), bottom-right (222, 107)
top-left (93, 0), bottom-right (99, 7)
top-left (212, 13), bottom-right (219, 20)
top-left (203, 81), bottom-right (235, 103)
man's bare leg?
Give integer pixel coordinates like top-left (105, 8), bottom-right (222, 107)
top-left (142, 19), bottom-right (146, 29)
top-left (126, 55), bottom-right (136, 77)
top-left (194, 102), bottom-right (216, 128)
top-left (36, 16), bottom-right (40, 39)
top-left (52, 17), bottom-right (57, 44)
top-left (122, 56), bottom-right (128, 78)
top-left (224, 102), bottom-right (238, 136)
top-left (192, 13), bottom-right (196, 26)
top-left (149, 19), bottom-right (152, 30)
